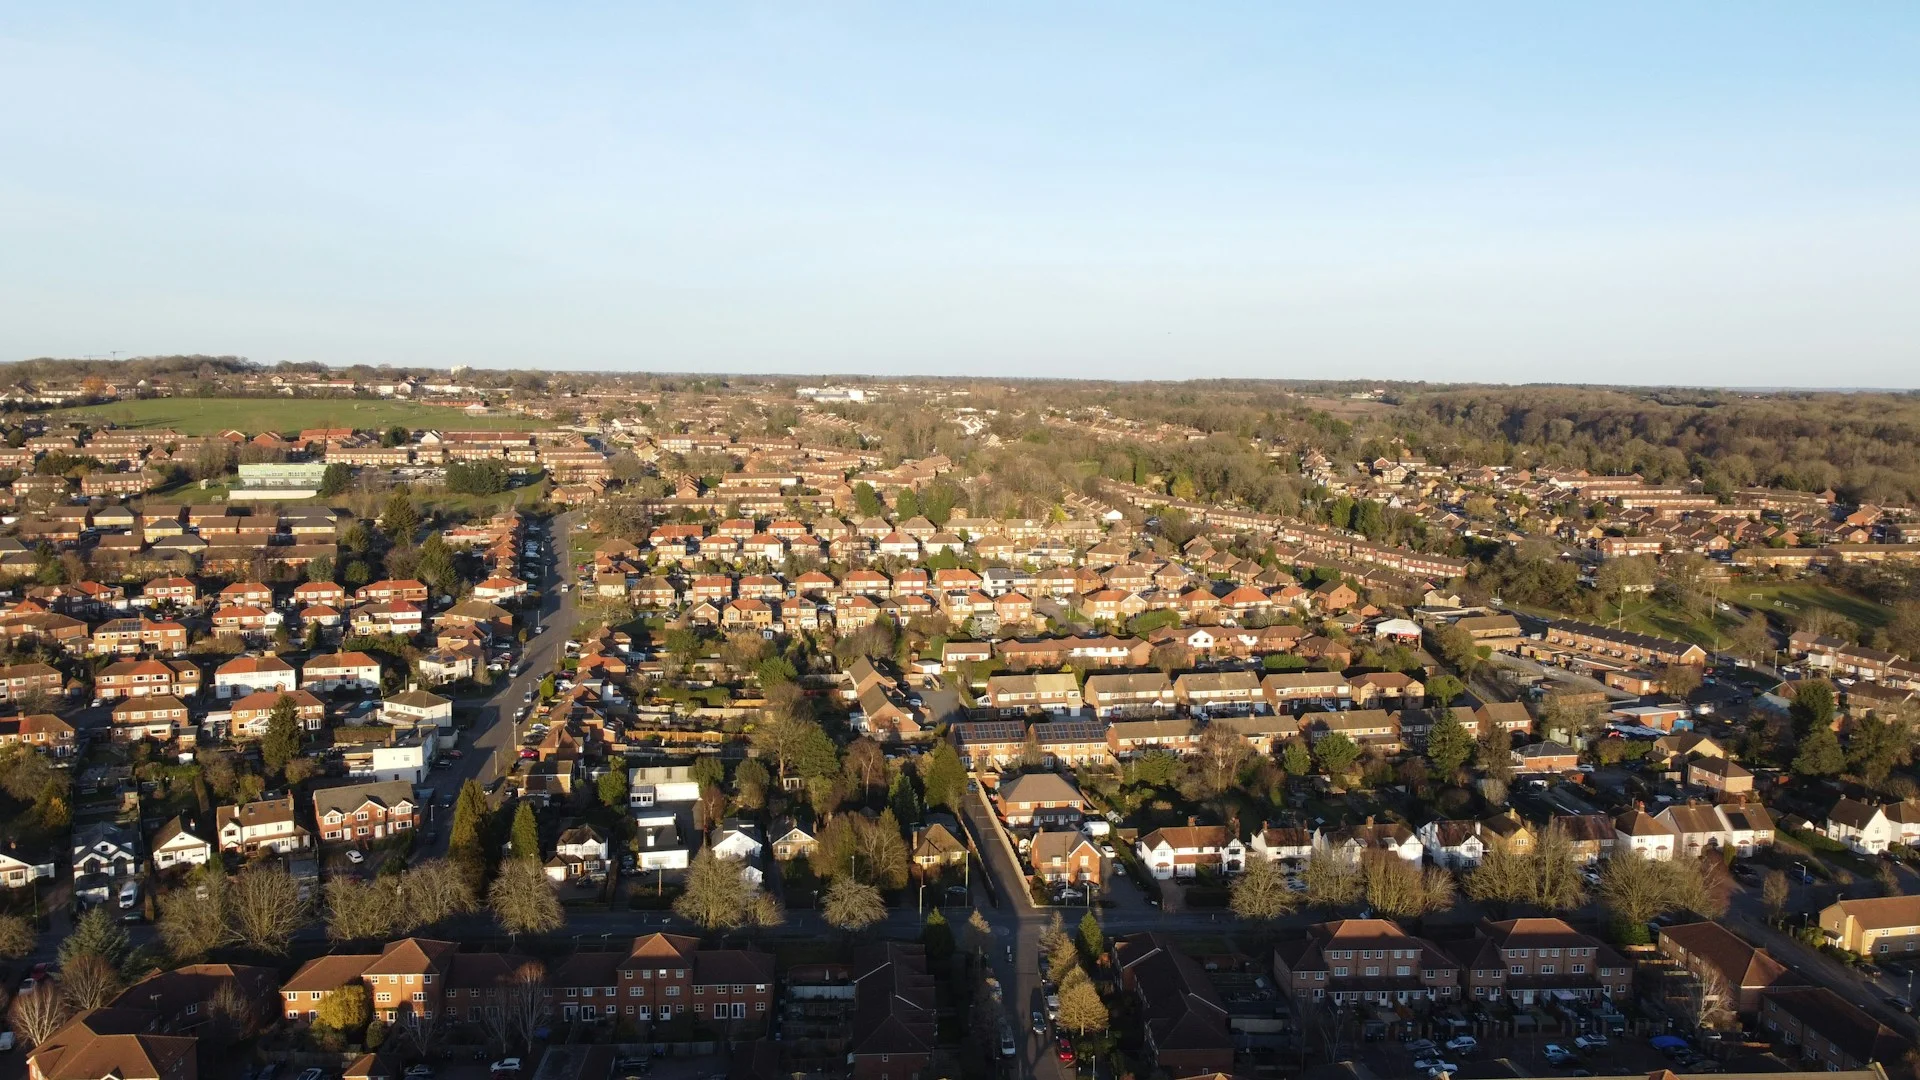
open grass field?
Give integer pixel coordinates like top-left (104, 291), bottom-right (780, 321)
top-left (1718, 580), bottom-right (1892, 630)
top-left (47, 396), bottom-right (552, 435)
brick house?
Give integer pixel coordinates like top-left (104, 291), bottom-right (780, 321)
top-left (1658, 921), bottom-right (1794, 1014)
top-left (1112, 933), bottom-right (1234, 1076)
top-left (96, 658), bottom-right (201, 700)
top-left (111, 695), bottom-right (188, 742)
top-left (1273, 919), bottom-right (1462, 1006)
top-left (1028, 830), bottom-right (1104, 886)
top-left (313, 781), bottom-right (420, 846)
top-left (1759, 986), bottom-right (1906, 1071)
top-left (1451, 918), bottom-right (1633, 1004)
top-left (230, 688), bottom-right (328, 735)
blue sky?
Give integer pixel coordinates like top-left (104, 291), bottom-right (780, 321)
top-left (2, 5), bottom-right (1916, 384)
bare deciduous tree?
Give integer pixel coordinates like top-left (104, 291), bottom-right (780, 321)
top-left (822, 878), bottom-right (887, 932)
top-left (1304, 840), bottom-right (1363, 909)
top-left (158, 868), bottom-right (236, 962)
top-left (230, 865), bottom-right (306, 954)
top-left (327, 877), bottom-right (400, 942)
top-left (397, 857), bottom-right (479, 930)
top-left (10, 988), bottom-right (69, 1048)
top-left (500, 961), bottom-right (550, 1054)
top-left (61, 952), bottom-right (124, 1011)
top-left (1230, 858), bottom-right (1298, 921)
top-left (488, 857), bottom-right (564, 938)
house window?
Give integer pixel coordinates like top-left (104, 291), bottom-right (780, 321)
top-left (1572, 964), bottom-right (1586, 974)
top-left (1510, 966), bottom-right (1525, 975)
top-left (1540, 965), bottom-right (1555, 975)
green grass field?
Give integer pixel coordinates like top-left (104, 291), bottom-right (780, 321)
top-left (48, 397), bottom-right (552, 435)
top-left (1719, 581), bottom-right (1891, 630)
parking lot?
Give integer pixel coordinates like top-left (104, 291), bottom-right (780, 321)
top-left (1358, 1029), bottom-right (1710, 1079)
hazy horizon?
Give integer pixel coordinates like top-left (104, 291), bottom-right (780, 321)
top-left (3, 6), bottom-right (1917, 386)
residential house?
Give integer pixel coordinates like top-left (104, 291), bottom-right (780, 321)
top-left (1658, 922), bottom-right (1795, 1014)
top-left (1759, 986), bottom-right (1907, 1071)
top-left (1826, 798), bottom-right (1898, 855)
top-left (993, 772), bottom-right (1086, 827)
top-left (230, 688), bottom-right (326, 736)
top-left (632, 814), bottom-right (690, 871)
top-left (302, 651), bottom-right (383, 692)
top-left (1613, 809), bottom-right (1679, 860)
top-left (1416, 820), bottom-right (1487, 870)
top-left (95, 658), bottom-right (201, 700)
top-left (1272, 919), bottom-right (1461, 1006)
top-left (1694, 758), bottom-right (1753, 797)
top-left (544, 825), bottom-right (610, 882)
top-left (1112, 933), bottom-right (1234, 1076)
top-left (0, 712), bottom-right (76, 757)
top-left (150, 817), bottom-right (213, 870)
top-left (1819, 895), bottom-right (1920, 958)
top-left (0, 850), bottom-right (53, 889)
top-left (25, 1008), bottom-right (197, 1080)
top-left (1452, 917), bottom-right (1634, 1004)
top-left (213, 655), bottom-right (298, 699)
top-left (1135, 825), bottom-right (1246, 879)
top-left (1029, 830), bottom-right (1104, 886)
top-left (312, 781), bottom-right (420, 846)
top-left (1248, 826), bottom-right (1316, 864)
top-left (848, 943), bottom-right (935, 1080)
top-left (1328, 820), bottom-right (1424, 865)
top-left (73, 821), bottom-right (139, 879)
top-left (111, 695), bottom-right (187, 742)
top-left (769, 819), bottom-right (817, 862)
top-left (984, 673), bottom-right (1083, 715)
top-left (910, 818), bottom-right (969, 875)
top-left (217, 795), bottom-right (311, 855)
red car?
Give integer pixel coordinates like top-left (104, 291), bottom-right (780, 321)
top-left (1056, 1037), bottom-right (1074, 1064)
top-left (519, 748), bottom-right (539, 760)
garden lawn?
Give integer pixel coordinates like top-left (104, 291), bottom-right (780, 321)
top-left (49, 396), bottom-right (553, 435)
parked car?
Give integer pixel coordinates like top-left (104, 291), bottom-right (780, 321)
top-left (1406, 1040), bottom-right (1438, 1056)
top-left (1031, 1010), bottom-right (1046, 1034)
top-left (346, 850), bottom-right (365, 865)
top-left (1445, 1035), bottom-right (1478, 1054)
top-left (1056, 1037), bottom-right (1075, 1064)
top-left (1413, 1058), bottom-right (1457, 1075)
top-left (1543, 1044), bottom-right (1578, 1065)
top-left (998, 1030), bottom-right (1016, 1058)
top-left (1574, 1034), bottom-right (1609, 1050)
top-left (490, 1060), bottom-right (522, 1075)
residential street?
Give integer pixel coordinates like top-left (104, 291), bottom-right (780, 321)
top-left (419, 510), bottom-right (584, 848)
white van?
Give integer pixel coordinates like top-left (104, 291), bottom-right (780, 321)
top-left (118, 881), bottom-right (140, 909)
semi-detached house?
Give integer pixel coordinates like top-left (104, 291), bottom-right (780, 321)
top-left (1135, 824), bottom-right (1246, 879)
top-left (984, 672), bottom-right (1082, 715)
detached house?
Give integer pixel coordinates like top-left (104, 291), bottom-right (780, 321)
top-left (73, 821), bottom-right (140, 879)
top-left (151, 816), bottom-right (214, 870)
top-left (1135, 825), bottom-right (1246, 879)
top-left (1030, 831), bottom-right (1105, 886)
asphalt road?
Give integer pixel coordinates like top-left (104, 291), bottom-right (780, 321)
top-left (419, 509), bottom-right (585, 847)
top-left (962, 777), bottom-right (1076, 1080)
